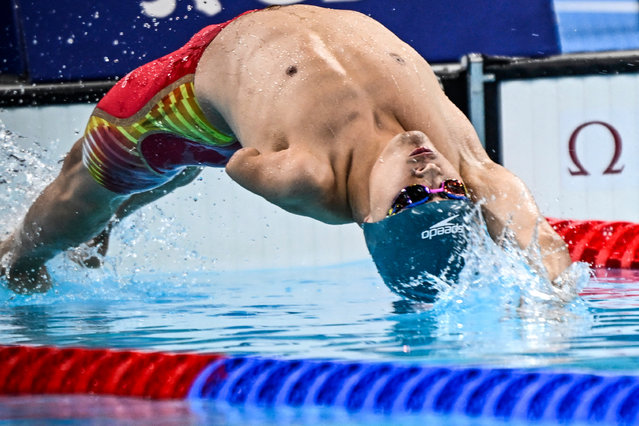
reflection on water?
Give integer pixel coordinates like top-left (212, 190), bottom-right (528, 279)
top-left (0, 395), bottom-right (518, 426)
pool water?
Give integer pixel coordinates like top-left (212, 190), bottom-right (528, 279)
top-left (0, 259), bottom-right (637, 370)
top-left (0, 262), bottom-right (638, 425)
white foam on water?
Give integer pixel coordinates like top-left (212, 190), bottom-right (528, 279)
top-left (0, 124), bottom-right (59, 236)
top-left (402, 205), bottom-right (594, 366)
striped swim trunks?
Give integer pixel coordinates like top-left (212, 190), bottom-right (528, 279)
top-left (82, 12), bottom-right (254, 194)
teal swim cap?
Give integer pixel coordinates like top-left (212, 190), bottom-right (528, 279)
top-left (362, 199), bottom-right (473, 301)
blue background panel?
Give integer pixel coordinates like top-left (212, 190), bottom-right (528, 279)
top-left (7, 0), bottom-right (560, 82)
top-left (554, 0), bottom-right (639, 52)
top-left (1, 1), bottom-right (24, 75)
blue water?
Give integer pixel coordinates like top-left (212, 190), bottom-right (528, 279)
top-left (0, 252), bottom-right (637, 369)
top-left (0, 263), bottom-right (638, 425)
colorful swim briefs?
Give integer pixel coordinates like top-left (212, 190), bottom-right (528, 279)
top-left (82, 12), bottom-right (255, 194)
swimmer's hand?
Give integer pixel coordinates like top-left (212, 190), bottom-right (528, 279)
top-left (67, 227), bottom-right (110, 269)
top-left (1, 264), bottom-right (51, 294)
top-left (550, 262), bottom-right (587, 303)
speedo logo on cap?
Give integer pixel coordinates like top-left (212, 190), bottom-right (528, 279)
top-left (421, 215), bottom-right (464, 240)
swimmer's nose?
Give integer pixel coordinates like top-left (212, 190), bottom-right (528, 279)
top-left (412, 162), bottom-right (442, 184)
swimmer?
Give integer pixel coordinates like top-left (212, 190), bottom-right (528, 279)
top-left (0, 5), bottom-right (572, 294)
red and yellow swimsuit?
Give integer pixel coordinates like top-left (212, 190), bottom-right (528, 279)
top-left (82, 12), bottom-right (254, 194)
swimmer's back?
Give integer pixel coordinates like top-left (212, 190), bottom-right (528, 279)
top-left (195, 5), bottom-right (462, 163)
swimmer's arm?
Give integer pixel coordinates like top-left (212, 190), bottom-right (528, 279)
top-left (461, 158), bottom-right (572, 282)
top-left (403, 64), bottom-right (571, 282)
top-left (0, 139), bottom-right (126, 292)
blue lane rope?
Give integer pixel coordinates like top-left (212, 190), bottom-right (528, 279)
top-left (187, 357), bottom-right (639, 424)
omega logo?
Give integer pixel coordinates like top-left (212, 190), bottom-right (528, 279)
top-left (568, 120), bottom-right (624, 176)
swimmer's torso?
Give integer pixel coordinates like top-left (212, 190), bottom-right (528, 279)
top-left (195, 5), bottom-right (473, 222)
top-left (199, 6), bottom-right (451, 150)
top-left (83, 5), bottom-right (476, 223)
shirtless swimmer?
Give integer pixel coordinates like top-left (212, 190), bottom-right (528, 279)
top-left (0, 5), bottom-right (572, 296)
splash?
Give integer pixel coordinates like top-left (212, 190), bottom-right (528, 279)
top-left (400, 204), bottom-right (593, 365)
top-left (0, 122), bottom-right (210, 301)
top-left (433, 204), bottom-right (591, 307)
top-left (0, 124), bottom-right (59, 237)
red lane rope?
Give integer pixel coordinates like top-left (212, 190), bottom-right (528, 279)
top-left (0, 345), bottom-right (224, 399)
top-left (547, 218), bottom-right (639, 269)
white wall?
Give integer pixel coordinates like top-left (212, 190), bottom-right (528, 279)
top-left (0, 104), bottom-right (370, 272)
top-left (500, 74), bottom-right (639, 222)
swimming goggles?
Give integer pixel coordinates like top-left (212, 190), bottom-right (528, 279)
top-left (387, 179), bottom-right (469, 216)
